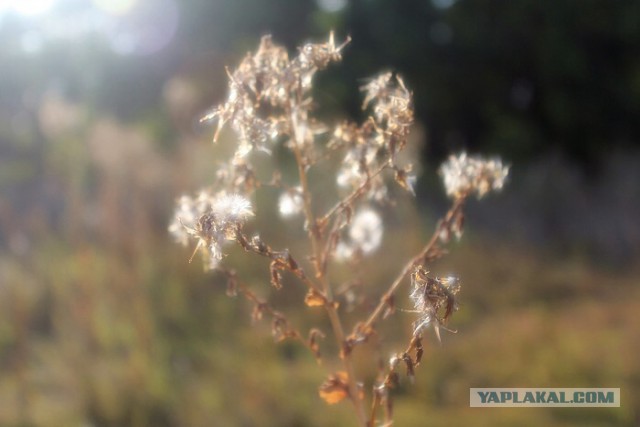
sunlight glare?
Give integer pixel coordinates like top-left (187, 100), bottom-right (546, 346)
top-left (3, 0), bottom-right (56, 15)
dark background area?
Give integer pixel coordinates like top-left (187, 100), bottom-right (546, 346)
top-left (0, 1), bottom-right (638, 426)
top-left (3, 0), bottom-right (640, 261)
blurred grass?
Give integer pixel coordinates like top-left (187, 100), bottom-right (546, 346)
top-left (0, 94), bottom-right (637, 426)
top-left (1, 232), bottom-right (637, 426)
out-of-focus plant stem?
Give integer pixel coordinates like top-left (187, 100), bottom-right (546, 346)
top-left (289, 100), bottom-right (367, 427)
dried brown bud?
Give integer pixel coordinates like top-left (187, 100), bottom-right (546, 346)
top-left (402, 353), bottom-right (415, 381)
top-left (411, 335), bottom-right (424, 366)
top-left (394, 167), bottom-right (416, 195)
top-left (251, 302), bottom-right (268, 323)
top-left (353, 322), bottom-right (376, 342)
top-left (308, 328), bottom-right (326, 364)
top-left (271, 315), bottom-right (288, 342)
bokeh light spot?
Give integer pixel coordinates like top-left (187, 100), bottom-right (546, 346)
top-left (431, 0), bottom-right (456, 10)
top-left (316, 0), bottom-right (347, 13)
top-left (92, 0), bottom-right (136, 16)
top-left (20, 31), bottom-right (44, 54)
top-left (106, 0), bottom-right (179, 56)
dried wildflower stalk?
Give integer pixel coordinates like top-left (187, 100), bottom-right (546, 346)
top-left (169, 33), bottom-right (509, 426)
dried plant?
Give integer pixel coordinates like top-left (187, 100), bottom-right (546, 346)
top-left (169, 33), bottom-right (509, 426)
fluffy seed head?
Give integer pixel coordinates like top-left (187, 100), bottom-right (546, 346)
top-left (169, 191), bottom-right (253, 270)
top-left (439, 152), bottom-right (509, 199)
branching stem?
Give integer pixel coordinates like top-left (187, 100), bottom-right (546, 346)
top-left (289, 99), bottom-right (367, 427)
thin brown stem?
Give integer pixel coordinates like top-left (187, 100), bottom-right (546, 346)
top-left (289, 99), bottom-right (367, 427)
top-left (317, 164), bottom-right (388, 277)
top-left (368, 391), bottom-right (381, 427)
top-left (319, 164), bottom-right (388, 225)
top-left (220, 269), bottom-right (319, 353)
top-left (368, 335), bottom-right (423, 426)
top-left (236, 230), bottom-right (321, 292)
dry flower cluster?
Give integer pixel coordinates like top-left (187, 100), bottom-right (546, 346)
top-left (169, 33), bottom-right (509, 426)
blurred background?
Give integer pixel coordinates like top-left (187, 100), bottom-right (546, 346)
top-left (0, 0), bottom-right (638, 426)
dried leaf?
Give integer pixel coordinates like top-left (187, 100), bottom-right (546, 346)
top-left (351, 322), bottom-right (375, 345)
top-left (304, 289), bottom-right (327, 307)
top-left (340, 339), bottom-right (353, 359)
top-left (252, 303), bottom-right (266, 323)
top-left (412, 336), bottom-right (424, 366)
top-left (252, 235), bottom-right (271, 255)
top-left (402, 353), bottom-right (415, 381)
top-left (319, 372), bottom-right (350, 404)
top-left (286, 253), bottom-right (299, 271)
top-left (319, 387), bottom-right (348, 405)
top-left (386, 371), bottom-right (400, 388)
top-left (271, 316), bottom-right (287, 341)
top-left (308, 328), bottom-right (325, 363)
top-left (270, 261), bottom-right (283, 289)
top-left (394, 167), bottom-right (415, 195)
top-left (236, 232), bottom-right (251, 251)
